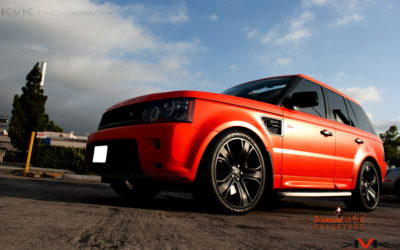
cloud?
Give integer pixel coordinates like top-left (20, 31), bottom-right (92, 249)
top-left (260, 30), bottom-right (275, 43)
top-left (303, 0), bottom-right (364, 12)
top-left (245, 0), bottom-right (370, 47)
top-left (373, 119), bottom-right (400, 134)
top-left (229, 64), bottom-right (238, 70)
top-left (278, 11), bottom-right (314, 44)
top-left (277, 29), bottom-right (312, 44)
top-left (366, 112), bottom-right (374, 120)
top-left (0, 0), bottom-right (203, 134)
top-left (118, 3), bottom-right (189, 24)
top-left (207, 13), bottom-right (219, 21)
top-left (303, 0), bottom-right (366, 26)
top-left (291, 11), bottom-right (314, 29)
top-left (340, 86), bottom-right (382, 104)
top-left (336, 72), bottom-right (349, 78)
top-left (168, 11), bottom-right (189, 23)
top-left (275, 57), bottom-right (293, 66)
top-left (243, 27), bottom-right (259, 39)
top-left (244, 11), bottom-right (314, 45)
top-left (302, 0), bottom-right (334, 7)
top-left (335, 13), bottom-right (364, 26)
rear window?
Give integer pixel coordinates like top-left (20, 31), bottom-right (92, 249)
top-left (326, 88), bottom-right (376, 135)
top-left (326, 89), bottom-right (352, 126)
top-left (349, 101), bottom-right (376, 135)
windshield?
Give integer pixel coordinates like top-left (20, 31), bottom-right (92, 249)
top-left (222, 77), bottom-right (294, 104)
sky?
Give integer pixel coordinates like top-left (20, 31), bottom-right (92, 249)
top-left (0, 0), bottom-right (399, 135)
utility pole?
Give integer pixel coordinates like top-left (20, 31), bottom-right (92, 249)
top-left (39, 61), bottom-right (47, 88)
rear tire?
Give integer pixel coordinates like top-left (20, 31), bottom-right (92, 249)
top-left (110, 178), bottom-right (161, 201)
top-left (343, 160), bottom-right (380, 211)
top-left (194, 131), bottom-right (267, 214)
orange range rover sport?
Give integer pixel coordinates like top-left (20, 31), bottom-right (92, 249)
top-left (87, 74), bottom-right (386, 214)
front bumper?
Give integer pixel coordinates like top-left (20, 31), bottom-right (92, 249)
top-left (86, 122), bottom-right (212, 183)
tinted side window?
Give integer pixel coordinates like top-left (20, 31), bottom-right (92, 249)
top-left (326, 90), bottom-right (351, 125)
top-left (345, 99), bottom-right (358, 127)
top-left (291, 80), bottom-right (326, 118)
top-left (349, 101), bottom-right (375, 134)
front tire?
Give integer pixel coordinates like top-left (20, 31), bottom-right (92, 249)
top-left (343, 161), bottom-right (380, 211)
top-left (195, 131), bottom-right (267, 214)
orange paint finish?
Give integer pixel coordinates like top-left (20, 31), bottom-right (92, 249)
top-left (192, 98), bottom-right (284, 188)
top-left (281, 107), bottom-right (336, 189)
top-left (88, 123), bottom-right (212, 182)
top-left (87, 74), bottom-right (386, 192)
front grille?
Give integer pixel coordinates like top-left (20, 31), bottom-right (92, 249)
top-left (86, 139), bottom-right (142, 181)
top-left (98, 102), bottom-right (147, 130)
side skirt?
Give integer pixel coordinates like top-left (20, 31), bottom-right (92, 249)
top-left (277, 191), bottom-right (352, 197)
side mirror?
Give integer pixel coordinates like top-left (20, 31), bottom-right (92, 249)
top-left (289, 91), bottom-right (319, 108)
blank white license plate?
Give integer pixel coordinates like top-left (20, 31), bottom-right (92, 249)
top-left (93, 145), bottom-right (108, 163)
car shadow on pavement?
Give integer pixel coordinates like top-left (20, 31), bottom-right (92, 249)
top-left (1, 175), bottom-right (397, 214)
top-left (0, 175), bottom-right (210, 214)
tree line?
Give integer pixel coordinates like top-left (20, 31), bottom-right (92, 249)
top-left (380, 125), bottom-right (400, 167)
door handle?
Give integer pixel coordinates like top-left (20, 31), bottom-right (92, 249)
top-left (320, 129), bottom-right (333, 137)
top-left (355, 138), bottom-right (364, 144)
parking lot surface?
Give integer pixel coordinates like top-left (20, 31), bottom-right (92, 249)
top-left (0, 174), bottom-right (399, 249)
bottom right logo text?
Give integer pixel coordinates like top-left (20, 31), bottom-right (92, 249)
top-left (342, 238), bottom-right (391, 249)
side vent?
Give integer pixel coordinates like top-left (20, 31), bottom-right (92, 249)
top-left (262, 117), bottom-right (282, 135)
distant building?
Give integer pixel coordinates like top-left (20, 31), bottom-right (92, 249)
top-left (39, 131), bottom-right (88, 148)
top-left (0, 131), bottom-right (87, 164)
top-left (0, 134), bottom-right (15, 152)
top-left (0, 134), bottom-right (15, 164)
top-left (0, 115), bottom-right (9, 130)
top-left (0, 131), bottom-right (87, 152)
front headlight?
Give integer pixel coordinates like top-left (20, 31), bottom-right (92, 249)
top-left (142, 98), bottom-right (194, 123)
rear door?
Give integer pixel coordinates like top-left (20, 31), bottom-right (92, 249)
top-left (330, 96), bottom-right (376, 190)
top-left (281, 80), bottom-right (336, 189)
top-left (325, 90), bottom-right (362, 190)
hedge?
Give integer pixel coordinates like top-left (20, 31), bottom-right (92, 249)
top-left (3, 151), bottom-right (26, 163)
top-left (31, 145), bottom-right (88, 174)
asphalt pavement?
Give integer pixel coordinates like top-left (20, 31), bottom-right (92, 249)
top-left (0, 173), bottom-right (399, 249)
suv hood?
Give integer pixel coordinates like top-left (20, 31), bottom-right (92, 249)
top-left (108, 90), bottom-right (283, 115)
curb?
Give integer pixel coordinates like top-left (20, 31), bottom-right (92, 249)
top-left (0, 164), bottom-right (101, 183)
top-left (63, 174), bottom-right (101, 183)
top-left (0, 164), bottom-right (73, 174)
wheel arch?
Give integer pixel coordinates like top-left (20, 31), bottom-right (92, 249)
top-left (193, 126), bottom-right (274, 191)
top-left (351, 156), bottom-right (383, 191)
top-left (364, 156), bottom-right (383, 191)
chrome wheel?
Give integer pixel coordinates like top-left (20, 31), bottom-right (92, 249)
top-left (343, 161), bottom-right (380, 211)
top-left (209, 133), bottom-right (266, 213)
top-left (360, 162), bottom-right (379, 208)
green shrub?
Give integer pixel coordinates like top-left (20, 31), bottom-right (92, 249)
top-left (31, 145), bottom-right (88, 174)
top-left (3, 151), bottom-right (26, 163)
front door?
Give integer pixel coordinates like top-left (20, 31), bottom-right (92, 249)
top-left (280, 80), bottom-right (335, 189)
